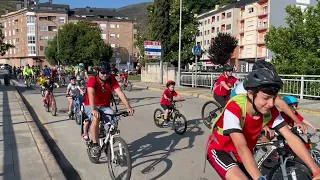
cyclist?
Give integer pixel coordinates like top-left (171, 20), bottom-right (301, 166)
top-left (43, 65), bottom-right (51, 77)
top-left (82, 61), bottom-right (134, 156)
top-left (66, 76), bottom-right (84, 116)
top-left (75, 63), bottom-right (89, 87)
top-left (41, 76), bottom-right (59, 105)
top-left (160, 80), bottom-right (184, 127)
top-left (231, 61), bottom-right (307, 133)
top-left (282, 96), bottom-right (320, 130)
top-left (213, 64), bottom-right (239, 107)
top-left (51, 66), bottom-right (58, 83)
top-left (206, 68), bottom-right (320, 180)
top-left (57, 65), bottom-right (66, 85)
top-left (121, 69), bottom-right (129, 86)
top-left (110, 63), bottom-right (121, 79)
top-left (23, 64), bottom-right (34, 85)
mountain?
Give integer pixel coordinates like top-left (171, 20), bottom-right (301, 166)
top-left (116, 2), bottom-right (152, 33)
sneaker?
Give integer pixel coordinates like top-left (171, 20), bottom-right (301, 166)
top-left (91, 144), bottom-right (101, 158)
top-left (163, 120), bottom-right (169, 127)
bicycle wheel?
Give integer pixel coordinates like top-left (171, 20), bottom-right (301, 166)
top-left (127, 82), bottom-right (132, 92)
top-left (50, 97), bottom-right (57, 116)
top-left (75, 106), bottom-right (81, 125)
top-left (45, 101), bottom-right (50, 112)
top-left (310, 149), bottom-right (320, 165)
top-left (107, 136), bottom-right (132, 180)
top-left (201, 101), bottom-right (222, 129)
top-left (267, 159), bottom-right (312, 180)
top-left (173, 113), bottom-right (187, 135)
top-left (153, 108), bottom-right (164, 128)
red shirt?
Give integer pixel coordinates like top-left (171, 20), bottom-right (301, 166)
top-left (213, 75), bottom-right (238, 96)
top-left (207, 102), bottom-right (285, 163)
top-left (281, 111), bottom-right (304, 127)
top-left (83, 76), bottom-right (120, 107)
top-left (160, 89), bottom-right (178, 106)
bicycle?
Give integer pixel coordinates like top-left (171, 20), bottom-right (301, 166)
top-left (153, 100), bottom-right (187, 135)
top-left (40, 86), bottom-right (45, 97)
top-left (25, 75), bottom-right (32, 88)
top-left (44, 88), bottom-right (57, 116)
top-left (120, 79), bottom-right (132, 92)
top-left (66, 95), bottom-right (81, 125)
top-left (83, 110), bottom-right (132, 180)
top-left (201, 100), bottom-right (223, 129)
top-left (254, 129), bottom-right (315, 180)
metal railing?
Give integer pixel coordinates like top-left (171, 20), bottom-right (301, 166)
top-left (180, 72), bottom-right (320, 99)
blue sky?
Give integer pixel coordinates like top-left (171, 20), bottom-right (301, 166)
top-left (40, 0), bottom-right (153, 8)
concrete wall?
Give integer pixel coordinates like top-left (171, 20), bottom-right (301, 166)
top-left (141, 62), bottom-right (176, 84)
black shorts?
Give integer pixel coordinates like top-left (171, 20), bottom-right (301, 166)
top-left (161, 104), bottom-right (169, 110)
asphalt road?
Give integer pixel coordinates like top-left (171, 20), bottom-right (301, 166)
top-left (14, 81), bottom-right (320, 180)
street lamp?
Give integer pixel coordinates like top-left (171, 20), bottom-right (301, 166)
top-left (177, 0), bottom-right (182, 86)
top-left (252, 3), bottom-right (259, 62)
top-left (50, 20), bottom-right (60, 65)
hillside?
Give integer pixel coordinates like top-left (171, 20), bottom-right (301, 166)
top-left (0, 0), bottom-right (20, 16)
top-left (116, 2), bottom-right (152, 33)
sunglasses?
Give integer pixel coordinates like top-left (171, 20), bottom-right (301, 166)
top-left (289, 103), bottom-right (298, 108)
top-left (100, 71), bottom-right (110, 75)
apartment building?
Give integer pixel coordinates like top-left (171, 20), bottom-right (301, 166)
top-left (0, 3), bottom-right (138, 67)
top-left (68, 7), bottom-right (138, 65)
top-left (196, 4), bottom-right (240, 70)
top-left (238, 0), bottom-right (317, 72)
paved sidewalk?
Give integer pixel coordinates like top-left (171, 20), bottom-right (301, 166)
top-left (132, 81), bottom-right (320, 114)
top-left (0, 85), bottom-right (65, 180)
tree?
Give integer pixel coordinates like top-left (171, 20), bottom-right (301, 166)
top-left (0, 25), bottom-right (14, 56)
top-left (207, 32), bottom-right (237, 65)
top-left (265, 4), bottom-right (320, 75)
top-left (45, 20), bottom-right (113, 66)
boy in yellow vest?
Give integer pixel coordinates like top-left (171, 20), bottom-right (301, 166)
top-left (206, 68), bottom-right (320, 180)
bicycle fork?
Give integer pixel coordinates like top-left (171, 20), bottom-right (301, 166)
top-left (280, 155), bottom-right (296, 180)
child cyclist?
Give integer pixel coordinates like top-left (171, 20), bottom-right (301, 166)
top-left (160, 80), bottom-right (184, 127)
top-left (206, 68), bottom-right (320, 180)
top-left (66, 76), bottom-right (84, 116)
top-left (39, 76), bottom-right (59, 105)
top-left (282, 95), bottom-right (320, 130)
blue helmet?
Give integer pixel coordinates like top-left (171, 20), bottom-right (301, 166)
top-left (282, 96), bottom-right (298, 105)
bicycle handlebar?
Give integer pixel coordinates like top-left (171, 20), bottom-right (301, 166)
top-left (172, 99), bottom-right (185, 103)
top-left (99, 110), bottom-right (129, 117)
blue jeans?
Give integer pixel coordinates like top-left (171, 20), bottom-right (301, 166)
top-left (84, 106), bottom-right (114, 123)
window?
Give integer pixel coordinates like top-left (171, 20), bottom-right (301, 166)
top-left (39, 17), bottom-right (47, 21)
top-left (110, 44), bottom-right (116, 48)
top-left (13, 39), bottom-right (16, 45)
top-left (117, 34), bottom-right (120, 38)
top-left (59, 17), bottom-right (65, 23)
top-left (40, 46), bottom-right (45, 51)
top-left (15, 29), bottom-right (19, 33)
top-left (205, 20), bottom-right (207, 25)
top-left (16, 47), bottom-right (19, 53)
top-left (8, 21), bottom-right (11, 27)
top-left (217, 27), bottom-right (219, 33)
top-left (28, 36), bottom-right (36, 44)
top-left (217, 16), bottom-right (219, 21)
top-left (204, 40), bottom-right (206, 45)
top-left (28, 46), bottom-right (36, 55)
top-left (40, 36), bottom-right (52, 41)
top-left (16, 38), bottom-right (19, 43)
top-left (101, 34), bottom-right (107, 39)
top-left (205, 31), bottom-right (207, 35)
top-left (116, 24), bottom-right (120, 28)
top-left (110, 33), bottom-right (116, 38)
top-left (12, 30), bottom-right (15, 35)
top-left (248, 7), bottom-right (254, 13)
top-left (226, 24), bottom-right (231, 30)
top-left (8, 31), bottom-right (11, 36)
top-left (4, 22), bottom-right (6, 28)
top-left (227, 12), bottom-right (232, 18)
top-left (99, 24), bottom-right (106, 29)
top-left (40, 26), bottom-right (48, 31)
top-left (246, 34), bottom-right (253, 41)
top-left (247, 20), bottom-right (254, 28)
top-left (245, 47), bottom-right (253, 55)
top-left (207, 40), bottom-right (210, 45)
top-left (27, 25), bottom-right (35, 34)
top-left (115, 44), bottom-right (120, 48)
top-left (27, 15), bottom-right (36, 23)
top-left (263, 6), bottom-right (268, 13)
top-left (134, 34), bottom-right (137, 38)
top-left (4, 31), bottom-right (7, 37)
top-left (110, 24), bottom-right (116, 28)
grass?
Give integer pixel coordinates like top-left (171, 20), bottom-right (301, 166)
top-left (129, 75), bottom-right (141, 81)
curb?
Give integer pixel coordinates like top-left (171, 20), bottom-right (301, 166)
top-left (11, 81), bottom-right (66, 180)
top-left (133, 84), bottom-right (320, 116)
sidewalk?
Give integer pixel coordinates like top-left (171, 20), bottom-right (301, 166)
top-left (132, 81), bottom-right (320, 114)
top-left (0, 85), bottom-right (65, 180)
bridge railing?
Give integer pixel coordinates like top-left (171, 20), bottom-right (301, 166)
top-left (180, 72), bottom-right (320, 99)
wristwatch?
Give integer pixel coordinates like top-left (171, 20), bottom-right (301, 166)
top-left (257, 176), bottom-right (266, 180)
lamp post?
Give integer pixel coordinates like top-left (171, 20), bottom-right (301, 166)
top-left (252, 3), bottom-right (259, 62)
top-left (177, 0), bottom-right (182, 86)
top-left (50, 20), bottom-right (60, 65)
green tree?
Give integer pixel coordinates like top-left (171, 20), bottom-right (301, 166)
top-left (265, 4), bottom-right (320, 75)
top-left (45, 20), bottom-right (113, 66)
top-left (208, 32), bottom-right (237, 65)
top-left (0, 25), bottom-right (14, 56)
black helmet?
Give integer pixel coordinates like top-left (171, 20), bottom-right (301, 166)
top-left (97, 61), bottom-right (111, 73)
top-left (252, 60), bottom-right (276, 73)
top-left (223, 64), bottom-right (233, 72)
top-left (243, 68), bottom-right (283, 90)
top-left (69, 75), bottom-right (76, 80)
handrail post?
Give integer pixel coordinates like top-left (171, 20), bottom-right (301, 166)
top-left (300, 76), bottom-right (304, 99)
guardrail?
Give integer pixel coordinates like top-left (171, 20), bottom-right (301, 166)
top-left (180, 72), bottom-right (320, 99)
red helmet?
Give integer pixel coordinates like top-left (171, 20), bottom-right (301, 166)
top-left (166, 80), bottom-right (175, 87)
top-left (40, 73), bottom-right (45, 77)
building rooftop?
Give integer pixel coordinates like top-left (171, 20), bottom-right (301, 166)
top-left (69, 7), bottom-right (129, 20)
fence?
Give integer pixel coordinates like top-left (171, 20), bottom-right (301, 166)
top-left (141, 62), bottom-right (176, 84)
top-left (180, 72), bottom-right (320, 99)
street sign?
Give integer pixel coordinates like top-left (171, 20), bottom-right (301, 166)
top-left (116, 58), bottom-right (121, 64)
top-left (144, 41), bottom-right (162, 59)
top-left (193, 45), bottom-right (201, 56)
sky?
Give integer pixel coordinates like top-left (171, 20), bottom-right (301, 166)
top-left (40, 0), bottom-right (153, 9)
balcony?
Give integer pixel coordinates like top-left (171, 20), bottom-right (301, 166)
top-left (239, 26), bottom-right (244, 33)
top-left (239, 15), bottom-right (244, 21)
top-left (258, 23), bottom-right (268, 30)
top-left (258, 10), bottom-right (268, 17)
top-left (257, 38), bottom-right (265, 44)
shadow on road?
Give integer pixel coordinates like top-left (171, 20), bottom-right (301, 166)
top-left (128, 118), bottom-right (204, 179)
top-left (15, 86), bottom-right (82, 180)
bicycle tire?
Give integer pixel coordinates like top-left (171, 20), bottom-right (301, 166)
top-left (310, 149), bottom-right (320, 165)
top-left (173, 113), bottom-right (187, 135)
top-left (153, 108), bottom-right (164, 128)
top-left (50, 97), bottom-right (57, 116)
top-left (45, 101), bottom-right (50, 112)
top-left (201, 101), bottom-right (222, 129)
top-left (127, 82), bottom-right (132, 92)
top-left (267, 159), bottom-right (312, 180)
top-left (75, 106), bottom-right (81, 125)
top-left (107, 136), bottom-right (132, 180)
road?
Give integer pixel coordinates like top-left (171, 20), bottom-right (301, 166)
top-left (15, 82), bottom-right (320, 180)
